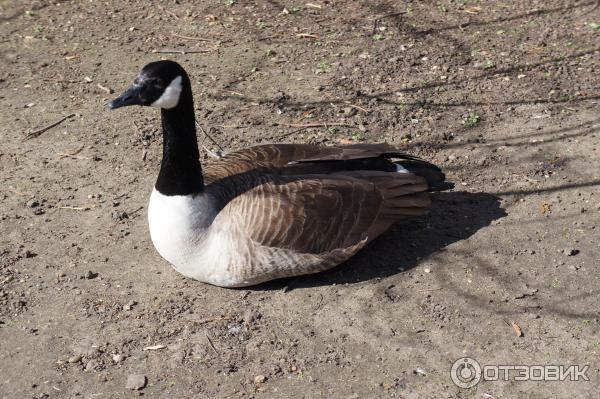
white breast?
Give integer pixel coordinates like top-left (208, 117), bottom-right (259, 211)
top-left (147, 189), bottom-right (211, 266)
top-left (147, 189), bottom-right (248, 286)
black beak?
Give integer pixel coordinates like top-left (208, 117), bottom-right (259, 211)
top-left (107, 85), bottom-right (143, 109)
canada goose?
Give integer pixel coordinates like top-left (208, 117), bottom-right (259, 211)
top-left (108, 60), bottom-right (453, 287)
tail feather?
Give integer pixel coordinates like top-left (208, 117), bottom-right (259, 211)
top-left (394, 159), bottom-right (454, 192)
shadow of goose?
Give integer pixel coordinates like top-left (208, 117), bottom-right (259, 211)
top-left (255, 191), bottom-right (506, 290)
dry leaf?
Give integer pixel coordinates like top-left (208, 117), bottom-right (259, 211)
top-left (511, 321), bottom-right (523, 337)
top-left (540, 202), bottom-right (552, 215)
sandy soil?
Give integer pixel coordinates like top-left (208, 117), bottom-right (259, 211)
top-left (1, 0), bottom-right (599, 398)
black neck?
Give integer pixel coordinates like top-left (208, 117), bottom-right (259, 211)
top-left (155, 82), bottom-right (204, 196)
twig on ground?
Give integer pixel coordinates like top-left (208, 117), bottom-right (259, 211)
top-left (226, 90), bottom-right (246, 97)
top-left (206, 333), bottom-right (220, 356)
top-left (58, 205), bottom-right (88, 211)
top-left (343, 102), bottom-right (370, 113)
top-left (96, 83), bottom-right (113, 94)
top-left (462, 7), bottom-right (482, 14)
top-left (157, 5), bottom-right (179, 20)
top-left (152, 49), bottom-right (212, 55)
top-left (257, 35), bottom-right (277, 41)
top-left (296, 33), bottom-right (319, 39)
top-left (274, 128), bottom-right (307, 139)
top-left (9, 187), bottom-right (27, 196)
top-left (128, 206), bottom-right (144, 219)
top-left (305, 3), bottom-right (323, 9)
top-left (283, 122), bottom-right (352, 128)
top-left (143, 344), bottom-right (166, 351)
top-left (589, 0), bottom-right (600, 12)
top-left (195, 315), bottom-right (231, 325)
top-left (58, 146), bottom-right (88, 160)
top-left (24, 113), bottom-right (75, 140)
top-left (372, 11), bottom-right (406, 35)
top-left (196, 122), bottom-right (225, 153)
top-left (417, 287), bottom-right (443, 292)
top-left (297, 109), bottom-right (316, 121)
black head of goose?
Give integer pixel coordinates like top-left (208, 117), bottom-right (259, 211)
top-left (108, 60), bottom-right (453, 288)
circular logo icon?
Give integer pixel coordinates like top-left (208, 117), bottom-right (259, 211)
top-left (451, 357), bottom-right (482, 388)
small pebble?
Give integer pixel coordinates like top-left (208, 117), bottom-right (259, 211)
top-left (564, 248), bottom-right (580, 256)
top-left (243, 310), bottom-right (261, 324)
top-left (85, 271), bottom-right (98, 279)
top-left (342, 107), bottom-right (357, 117)
top-left (126, 374), bottom-right (147, 390)
top-left (84, 359), bottom-right (99, 371)
top-left (26, 199), bottom-right (40, 208)
top-left (112, 354), bottom-right (126, 363)
top-left (24, 250), bottom-right (36, 258)
top-left (254, 375), bottom-right (267, 384)
top-left (123, 300), bottom-right (137, 311)
top-left (68, 355), bottom-right (82, 364)
top-left (414, 367), bottom-right (427, 376)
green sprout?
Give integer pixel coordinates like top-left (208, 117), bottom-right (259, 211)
top-left (316, 61), bottom-right (331, 74)
top-left (465, 112), bottom-right (481, 127)
top-left (351, 131), bottom-right (365, 141)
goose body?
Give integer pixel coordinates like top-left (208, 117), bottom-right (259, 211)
top-left (109, 61), bottom-right (452, 287)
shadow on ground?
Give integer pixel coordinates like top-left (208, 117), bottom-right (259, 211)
top-left (255, 191), bottom-right (505, 290)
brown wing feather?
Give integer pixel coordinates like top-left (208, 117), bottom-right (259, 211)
top-left (213, 172), bottom-right (430, 255)
top-left (202, 143), bottom-right (409, 185)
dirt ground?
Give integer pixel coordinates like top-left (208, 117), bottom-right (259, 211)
top-left (1, 0), bottom-right (599, 398)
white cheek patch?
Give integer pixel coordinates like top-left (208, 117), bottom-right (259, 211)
top-left (151, 75), bottom-right (182, 109)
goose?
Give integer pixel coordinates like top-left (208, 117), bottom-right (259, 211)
top-left (107, 60), bottom-right (453, 287)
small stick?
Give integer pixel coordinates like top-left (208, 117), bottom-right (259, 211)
top-left (220, 124), bottom-right (252, 129)
top-left (96, 83), bottom-right (113, 94)
top-left (58, 206), bottom-right (88, 211)
top-left (9, 186), bottom-right (27, 196)
top-left (157, 5), bottom-right (179, 20)
top-left (305, 3), bottom-right (322, 9)
top-left (343, 102), bottom-right (370, 113)
top-left (58, 146), bottom-right (86, 159)
top-left (257, 35), bottom-right (277, 41)
top-left (579, 0), bottom-right (600, 14)
top-left (372, 11), bottom-right (406, 35)
top-left (297, 109), bottom-right (315, 121)
top-left (296, 33), bottom-right (319, 39)
top-left (374, 11), bottom-right (407, 21)
top-left (283, 122), bottom-right (351, 128)
top-left (196, 122), bottom-right (225, 153)
top-left (274, 127), bottom-right (307, 139)
top-left (195, 315), bottom-right (231, 325)
top-left (171, 32), bottom-right (214, 42)
top-left (206, 333), bottom-right (220, 356)
top-left (152, 49), bottom-right (212, 55)
top-left (24, 113), bottom-right (75, 140)
top-left (417, 287), bottom-right (443, 292)
top-left (128, 206), bottom-right (144, 217)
